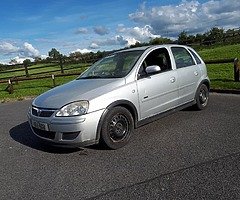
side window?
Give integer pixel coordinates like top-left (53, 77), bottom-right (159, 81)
top-left (171, 47), bottom-right (195, 69)
top-left (188, 49), bottom-right (202, 64)
top-left (138, 48), bottom-right (172, 77)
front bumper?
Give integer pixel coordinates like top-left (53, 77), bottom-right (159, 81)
top-left (28, 108), bottom-right (105, 147)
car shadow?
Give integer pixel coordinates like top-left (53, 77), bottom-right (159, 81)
top-left (9, 121), bottom-right (82, 154)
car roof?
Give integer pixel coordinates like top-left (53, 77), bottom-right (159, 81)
top-left (116, 44), bottom-right (190, 53)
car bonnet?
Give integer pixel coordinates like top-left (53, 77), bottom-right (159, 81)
top-left (32, 78), bottom-right (125, 109)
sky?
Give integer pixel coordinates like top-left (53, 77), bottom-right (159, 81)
top-left (0, 0), bottom-right (240, 64)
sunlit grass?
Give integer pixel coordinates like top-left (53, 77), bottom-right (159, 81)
top-left (0, 63), bottom-right (90, 79)
top-left (206, 63), bottom-right (240, 89)
top-left (198, 44), bottom-right (240, 60)
top-left (0, 75), bottom-right (78, 102)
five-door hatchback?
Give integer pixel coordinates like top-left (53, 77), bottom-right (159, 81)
top-left (28, 44), bottom-right (210, 149)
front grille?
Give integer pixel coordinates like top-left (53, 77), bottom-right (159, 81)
top-left (62, 132), bottom-right (80, 140)
top-left (32, 107), bottom-right (55, 117)
top-left (33, 127), bottom-right (55, 139)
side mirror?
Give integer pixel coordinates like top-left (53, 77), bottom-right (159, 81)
top-left (145, 65), bottom-right (161, 75)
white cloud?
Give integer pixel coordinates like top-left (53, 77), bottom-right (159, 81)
top-left (91, 35), bottom-right (140, 48)
top-left (91, 35), bottom-right (127, 47)
top-left (87, 0), bottom-right (240, 50)
top-left (71, 48), bottom-right (92, 54)
top-left (0, 59), bottom-right (11, 65)
top-left (124, 37), bottom-right (139, 46)
top-left (89, 43), bottom-right (99, 49)
top-left (40, 55), bottom-right (48, 59)
top-left (92, 25), bottom-right (159, 49)
top-left (91, 25), bottom-right (159, 49)
top-left (75, 27), bottom-right (88, 34)
top-left (23, 42), bottom-right (40, 57)
top-left (116, 24), bottom-right (126, 33)
top-left (0, 42), bottom-right (20, 55)
top-left (0, 41), bottom-right (41, 64)
top-left (129, 0), bottom-right (240, 37)
top-left (93, 26), bottom-right (109, 36)
top-left (9, 56), bottom-right (34, 64)
top-left (118, 25), bottom-right (160, 42)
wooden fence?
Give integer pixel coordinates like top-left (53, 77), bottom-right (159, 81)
top-left (0, 62), bottom-right (92, 81)
top-left (2, 58), bottom-right (240, 94)
top-left (204, 58), bottom-right (240, 82)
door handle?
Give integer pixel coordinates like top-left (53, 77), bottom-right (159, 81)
top-left (170, 77), bottom-right (176, 83)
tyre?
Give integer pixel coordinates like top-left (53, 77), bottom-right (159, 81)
top-left (194, 84), bottom-right (209, 110)
top-left (100, 106), bottom-right (134, 149)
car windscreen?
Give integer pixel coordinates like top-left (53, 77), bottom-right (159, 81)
top-left (78, 50), bottom-right (144, 79)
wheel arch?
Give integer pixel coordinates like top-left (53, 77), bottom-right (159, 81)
top-left (95, 100), bottom-right (138, 142)
top-left (193, 79), bottom-right (210, 110)
top-left (195, 79), bottom-right (210, 96)
top-left (201, 79), bottom-right (210, 90)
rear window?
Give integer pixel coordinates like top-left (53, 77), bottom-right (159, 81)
top-left (171, 47), bottom-right (195, 69)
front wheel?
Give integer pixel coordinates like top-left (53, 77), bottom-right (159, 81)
top-left (194, 84), bottom-right (209, 110)
top-left (100, 107), bottom-right (134, 149)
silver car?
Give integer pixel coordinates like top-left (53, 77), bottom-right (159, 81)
top-left (28, 44), bottom-right (210, 149)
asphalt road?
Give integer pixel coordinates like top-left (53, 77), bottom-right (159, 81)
top-left (0, 93), bottom-right (240, 200)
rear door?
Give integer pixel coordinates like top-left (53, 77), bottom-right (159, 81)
top-left (171, 47), bottom-right (200, 105)
top-left (136, 47), bottom-right (179, 120)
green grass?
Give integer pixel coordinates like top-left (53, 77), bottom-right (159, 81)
top-left (0, 62), bottom-right (90, 102)
top-left (0, 63), bottom-right (90, 79)
top-left (206, 63), bottom-right (240, 89)
top-left (198, 44), bottom-right (240, 60)
top-left (197, 44), bottom-right (240, 90)
top-left (0, 44), bottom-right (240, 102)
top-left (0, 75), bottom-right (78, 102)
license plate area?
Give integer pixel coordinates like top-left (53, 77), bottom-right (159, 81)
top-left (32, 120), bottom-right (49, 131)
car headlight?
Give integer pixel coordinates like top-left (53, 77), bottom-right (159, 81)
top-left (55, 101), bottom-right (89, 117)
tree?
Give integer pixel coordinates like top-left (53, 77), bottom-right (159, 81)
top-left (23, 59), bottom-right (31, 77)
top-left (195, 33), bottom-right (204, 44)
top-left (149, 37), bottom-right (172, 45)
top-left (59, 54), bottom-right (64, 73)
top-left (204, 27), bottom-right (224, 45)
top-left (48, 48), bottom-right (64, 73)
top-left (34, 57), bottom-right (42, 63)
top-left (48, 48), bottom-right (61, 60)
top-left (178, 31), bottom-right (188, 44)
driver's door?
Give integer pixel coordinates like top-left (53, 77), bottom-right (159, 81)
top-left (136, 48), bottom-right (179, 120)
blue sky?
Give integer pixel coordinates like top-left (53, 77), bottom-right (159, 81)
top-left (0, 0), bottom-right (239, 64)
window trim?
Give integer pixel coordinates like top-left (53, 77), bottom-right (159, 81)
top-left (188, 48), bottom-right (202, 65)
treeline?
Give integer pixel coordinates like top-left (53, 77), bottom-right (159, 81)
top-left (130, 27), bottom-right (240, 47)
top-left (178, 27), bottom-right (240, 45)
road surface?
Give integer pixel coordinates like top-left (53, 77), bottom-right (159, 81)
top-left (0, 93), bottom-right (240, 199)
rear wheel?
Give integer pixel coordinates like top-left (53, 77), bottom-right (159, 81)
top-left (100, 107), bottom-right (134, 149)
top-left (194, 84), bottom-right (209, 110)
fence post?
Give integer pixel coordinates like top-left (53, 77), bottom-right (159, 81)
top-left (23, 59), bottom-right (30, 77)
top-left (60, 56), bottom-right (64, 74)
top-left (52, 74), bottom-right (56, 87)
top-left (5, 79), bottom-right (14, 94)
top-left (234, 58), bottom-right (240, 82)
top-left (12, 76), bottom-right (18, 85)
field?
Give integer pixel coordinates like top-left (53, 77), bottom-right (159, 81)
top-left (0, 63), bottom-right (90, 80)
top-left (198, 44), bottom-right (240, 60)
top-left (0, 44), bottom-right (240, 102)
top-left (198, 44), bottom-right (240, 90)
